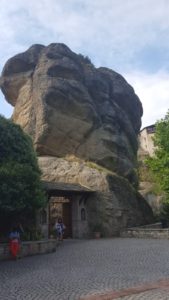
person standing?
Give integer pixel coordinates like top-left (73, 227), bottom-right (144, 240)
top-left (55, 217), bottom-right (65, 241)
top-left (9, 226), bottom-right (21, 259)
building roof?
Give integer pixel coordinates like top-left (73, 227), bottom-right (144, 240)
top-left (42, 180), bottom-right (95, 196)
top-left (140, 124), bottom-right (155, 133)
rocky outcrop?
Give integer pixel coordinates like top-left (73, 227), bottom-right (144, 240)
top-left (0, 43), bottom-right (153, 234)
top-left (38, 155), bottom-right (153, 235)
top-left (38, 156), bottom-right (110, 192)
top-left (1, 43), bottom-right (142, 184)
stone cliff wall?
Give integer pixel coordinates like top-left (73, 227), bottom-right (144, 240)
top-left (0, 43), bottom-right (154, 235)
top-left (1, 43), bottom-right (142, 184)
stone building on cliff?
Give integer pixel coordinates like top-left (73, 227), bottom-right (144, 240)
top-left (0, 43), bottom-right (153, 238)
top-left (138, 124), bottom-right (156, 157)
top-left (138, 124), bottom-right (162, 215)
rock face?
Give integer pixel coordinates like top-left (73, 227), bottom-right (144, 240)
top-left (1, 43), bottom-right (142, 184)
top-left (0, 43), bottom-right (153, 235)
top-left (38, 156), bottom-right (153, 235)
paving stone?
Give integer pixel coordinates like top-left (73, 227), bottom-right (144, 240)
top-left (116, 289), bottom-right (169, 300)
top-left (1, 238), bottom-right (169, 299)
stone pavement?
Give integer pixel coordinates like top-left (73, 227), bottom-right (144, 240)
top-left (116, 289), bottom-right (169, 300)
top-left (1, 238), bottom-right (169, 299)
top-left (81, 279), bottom-right (169, 299)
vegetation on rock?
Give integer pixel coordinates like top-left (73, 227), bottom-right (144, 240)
top-left (78, 53), bottom-right (94, 66)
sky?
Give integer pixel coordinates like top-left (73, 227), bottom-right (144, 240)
top-left (0, 0), bottom-right (169, 128)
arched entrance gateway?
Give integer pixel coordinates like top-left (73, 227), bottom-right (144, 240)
top-left (39, 181), bottom-right (95, 239)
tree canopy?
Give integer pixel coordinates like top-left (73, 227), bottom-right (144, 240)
top-left (146, 110), bottom-right (169, 201)
top-left (0, 115), bottom-right (46, 214)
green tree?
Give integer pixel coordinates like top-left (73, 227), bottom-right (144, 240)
top-left (0, 115), bottom-right (46, 215)
top-left (146, 110), bottom-right (169, 203)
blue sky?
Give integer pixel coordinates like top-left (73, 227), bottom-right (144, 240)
top-left (0, 0), bottom-right (169, 127)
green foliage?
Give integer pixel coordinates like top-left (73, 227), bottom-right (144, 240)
top-left (138, 161), bottom-right (153, 182)
top-left (153, 111), bottom-right (169, 151)
top-left (78, 53), bottom-right (94, 66)
top-left (22, 228), bottom-right (44, 241)
top-left (85, 160), bottom-right (114, 174)
top-left (91, 222), bottom-right (103, 233)
top-left (146, 110), bottom-right (169, 201)
top-left (0, 115), bottom-right (46, 214)
top-left (138, 161), bottom-right (162, 195)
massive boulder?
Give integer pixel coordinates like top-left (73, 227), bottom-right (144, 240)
top-left (1, 43), bottom-right (142, 183)
top-left (0, 43), bottom-right (153, 234)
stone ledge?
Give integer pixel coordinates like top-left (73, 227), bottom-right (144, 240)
top-left (134, 222), bottom-right (162, 229)
top-left (121, 228), bottom-right (169, 239)
top-left (0, 239), bottom-right (58, 261)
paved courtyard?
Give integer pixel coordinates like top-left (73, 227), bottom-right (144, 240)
top-left (1, 238), bottom-right (169, 299)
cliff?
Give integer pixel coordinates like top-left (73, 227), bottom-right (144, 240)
top-left (0, 43), bottom-right (153, 234)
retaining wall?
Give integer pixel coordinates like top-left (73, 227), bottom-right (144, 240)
top-left (0, 239), bottom-right (58, 261)
top-left (121, 228), bottom-right (169, 239)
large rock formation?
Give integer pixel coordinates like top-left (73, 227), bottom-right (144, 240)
top-left (1, 43), bottom-right (142, 183)
top-left (0, 43), bottom-right (153, 235)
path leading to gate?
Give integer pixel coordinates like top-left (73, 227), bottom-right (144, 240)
top-left (1, 238), bottom-right (169, 300)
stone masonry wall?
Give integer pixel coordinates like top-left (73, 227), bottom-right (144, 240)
top-left (0, 240), bottom-right (57, 261)
top-left (121, 228), bottom-right (169, 239)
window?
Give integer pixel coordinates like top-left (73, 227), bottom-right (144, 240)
top-left (40, 209), bottom-right (47, 225)
top-left (81, 208), bottom-right (86, 221)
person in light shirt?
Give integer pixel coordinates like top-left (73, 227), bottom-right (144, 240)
top-left (55, 217), bottom-right (66, 241)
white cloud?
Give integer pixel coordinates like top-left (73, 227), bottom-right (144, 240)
top-left (1, 0), bottom-right (169, 122)
top-left (1, 0), bottom-right (169, 69)
top-left (125, 70), bottom-right (169, 128)
top-left (21, 0), bottom-right (169, 69)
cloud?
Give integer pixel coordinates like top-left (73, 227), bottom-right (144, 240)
top-left (23, 0), bottom-right (169, 72)
top-left (0, 0), bottom-right (169, 122)
top-left (1, 0), bottom-right (169, 71)
top-left (125, 70), bottom-right (169, 128)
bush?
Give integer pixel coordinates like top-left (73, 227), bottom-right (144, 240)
top-left (0, 116), bottom-right (46, 214)
top-left (78, 53), bottom-right (94, 66)
top-left (0, 116), bottom-right (47, 235)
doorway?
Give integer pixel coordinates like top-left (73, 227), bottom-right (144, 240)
top-left (49, 196), bottom-right (72, 238)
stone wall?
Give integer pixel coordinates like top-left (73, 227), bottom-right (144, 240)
top-left (139, 125), bottom-right (156, 157)
top-left (0, 239), bottom-right (58, 261)
top-left (137, 222), bottom-right (162, 229)
top-left (121, 228), bottom-right (169, 239)
top-left (72, 195), bottom-right (89, 238)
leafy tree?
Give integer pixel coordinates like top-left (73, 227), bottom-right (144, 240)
top-left (78, 53), bottom-right (94, 66)
top-left (146, 110), bottom-right (169, 207)
top-left (0, 115), bottom-right (46, 216)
